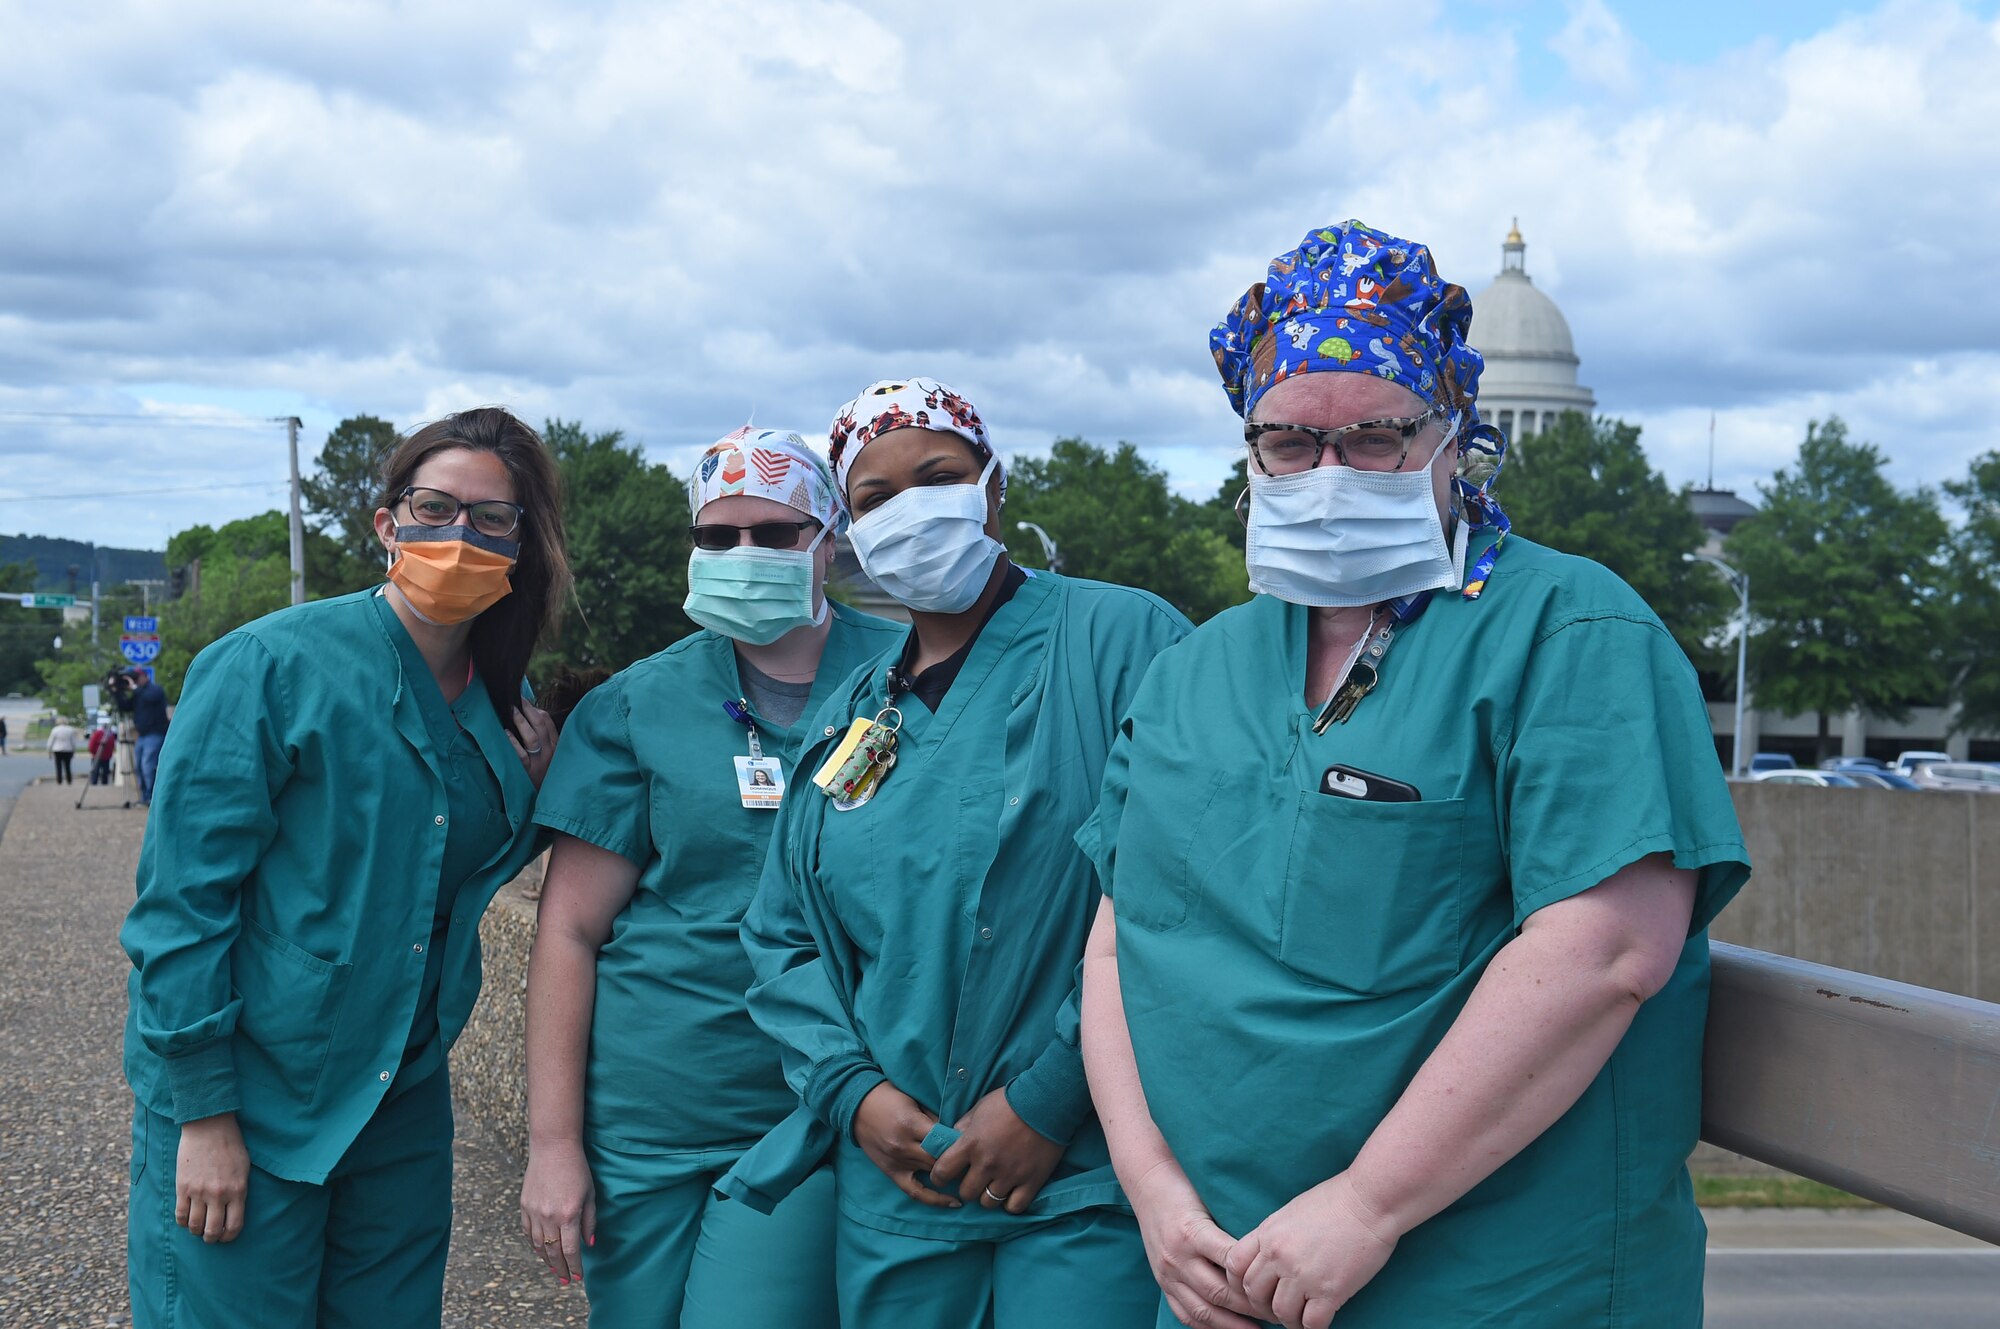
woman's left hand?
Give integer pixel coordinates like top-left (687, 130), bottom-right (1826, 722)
top-left (507, 703), bottom-right (558, 788)
top-left (1225, 1172), bottom-right (1399, 1329)
top-left (929, 1087), bottom-right (1064, 1215)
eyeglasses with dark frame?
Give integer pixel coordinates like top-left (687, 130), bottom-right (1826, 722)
top-left (688, 519), bottom-right (823, 552)
top-left (1244, 409), bottom-right (1442, 475)
top-left (400, 486), bottom-right (526, 538)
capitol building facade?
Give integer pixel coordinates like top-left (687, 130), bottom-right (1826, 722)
top-left (1466, 222), bottom-right (1996, 766)
top-left (1468, 222), bottom-right (1595, 440)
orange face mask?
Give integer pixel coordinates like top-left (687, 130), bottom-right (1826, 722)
top-left (386, 526), bottom-right (518, 625)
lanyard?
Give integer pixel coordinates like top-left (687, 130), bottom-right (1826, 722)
top-left (1311, 590), bottom-right (1433, 734)
top-left (722, 698), bottom-right (765, 761)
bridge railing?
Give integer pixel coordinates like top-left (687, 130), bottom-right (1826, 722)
top-left (1702, 942), bottom-right (2000, 1243)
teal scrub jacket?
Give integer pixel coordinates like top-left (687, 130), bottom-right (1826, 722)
top-left (731, 571), bottom-right (1191, 1238)
top-left (1080, 536), bottom-right (1752, 1327)
top-left (121, 588), bottom-right (544, 1183)
top-left (531, 604), bottom-right (903, 1155)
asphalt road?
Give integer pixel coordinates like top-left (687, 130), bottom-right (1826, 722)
top-left (1706, 1250), bottom-right (2000, 1327)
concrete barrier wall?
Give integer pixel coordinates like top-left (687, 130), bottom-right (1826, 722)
top-left (454, 875), bottom-right (540, 1164)
top-left (1714, 785), bottom-right (2000, 1003)
top-left (453, 788), bottom-right (2000, 1166)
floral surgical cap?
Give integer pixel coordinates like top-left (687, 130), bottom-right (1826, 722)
top-left (828, 377), bottom-right (1005, 501)
top-left (1212, 220), bottom-right (1513, 598)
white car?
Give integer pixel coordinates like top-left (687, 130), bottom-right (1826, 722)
top-left (1893, 750), bottom-right (1953, 777)
top-left (1911, 763), bottom-right (2000, 793)
top-left (1752, 770), bottom-right (1864, 789)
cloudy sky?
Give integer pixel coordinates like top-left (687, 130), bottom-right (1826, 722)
top-left (3, 0), bottom-right (1997, 552)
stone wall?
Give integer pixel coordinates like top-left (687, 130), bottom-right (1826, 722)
top-left (453, 862), bottom-right (542, 1164)
top-left (1713, 785), bottom-right (2000, 1002)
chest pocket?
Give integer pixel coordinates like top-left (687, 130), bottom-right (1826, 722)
top-left (1278, 791), bottom-right (1465, 995)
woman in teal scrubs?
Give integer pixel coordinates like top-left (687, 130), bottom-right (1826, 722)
top-left (1078, 223), bottom-right (1752, 1329)
top-left (518, 429), bottom-right (900, 1324)
top-left (733, 379), bottom-right (1191, 1328)
top-left (122, 407), bottom-right (569, 1327)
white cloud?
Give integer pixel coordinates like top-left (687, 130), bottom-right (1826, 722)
top-left (0, 0), bottom-right (1996, 550)
top-left (1549, 0), bottom-right (1640, 93)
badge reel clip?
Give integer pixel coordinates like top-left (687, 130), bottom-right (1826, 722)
top-left (811, 706), bottom-right (903, 811)
top-left (725, 698), bottom-right (787, 810)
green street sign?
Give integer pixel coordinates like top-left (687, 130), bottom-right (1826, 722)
top-left (19, 593), bottom-right (76, 608)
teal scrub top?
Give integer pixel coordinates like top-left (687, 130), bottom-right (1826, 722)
top-left (122, 588), bottom-right (543, 1184)
top-left (530, 603), bottom-right (903, 1155)
top-left (394, 624), bottom-right (512, 1094)
top-left (736, 572), bottom-right (1190, 1239)
top-left (1079, 536), bottom-right (1751, 1327)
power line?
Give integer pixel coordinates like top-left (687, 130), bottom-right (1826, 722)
top-left (0, 480), bottom-right (288, 503)
top-left (0, 410), bottom-right (276, 431)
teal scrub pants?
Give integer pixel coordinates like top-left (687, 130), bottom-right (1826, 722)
top-left (836, 1209), bottom-right (1158, 1329)
top-left (583, 1141), bottom-right (836, 1328)
top-left (128, 1066), bottom-right (454, 1329)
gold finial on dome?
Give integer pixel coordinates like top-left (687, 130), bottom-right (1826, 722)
top-left (1505, 217), bottom-right (1523, 246)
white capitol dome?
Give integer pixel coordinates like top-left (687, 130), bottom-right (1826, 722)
top-left (1467, 221), bottom-right (1594, 441)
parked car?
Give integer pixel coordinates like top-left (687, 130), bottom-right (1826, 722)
top-left (1753, 770), bottom-right (1863, 788)
top-left (1894, 750), bottom-right (1953, 777)
top-left (1748, 752), bottom-right (1798, 773)
top-left (1819, 756), bottom-right (1888, 772)
top-left (1842, 770), bottom-right (1921, 791)
top-left (1911, 763), bottom-right (2000, 793)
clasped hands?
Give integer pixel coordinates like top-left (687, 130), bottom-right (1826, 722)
top-left (852, 1082), bottom-right (1062, 1213)
top-left (1131, 1159), bottom-right (1399, 1329)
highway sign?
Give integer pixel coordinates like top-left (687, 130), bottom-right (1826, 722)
top-left (18, 593), bottom-right (76, 608)
top-left (119, 636), bottom-right (162, 665)
top-left (124, 616), bottom-right (159, 634)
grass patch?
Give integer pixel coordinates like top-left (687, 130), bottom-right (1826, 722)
top-left (1694, 1174), bottom-right (1875, 1209)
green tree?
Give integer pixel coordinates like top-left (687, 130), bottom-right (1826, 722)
top-left (1495, 412), bottom-right (1730, 663)
top-left (1001, 439), bottom-right (1249, 623)
top-left (0, 560), bottom-right (47, 693)
top-left (1942, 450), bottom-right (2000, 733)
top-left (302, 415), bottom-right (399, 582)
top-left (1725, 418), bottom-right (1949, 762)
top-left (1197, 454), bottom-right (1250, 555)
top-left (538, 420), bottom-right (694, 674)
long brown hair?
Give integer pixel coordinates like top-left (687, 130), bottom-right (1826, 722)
top-left (377, 408), bottom-right (571, 716)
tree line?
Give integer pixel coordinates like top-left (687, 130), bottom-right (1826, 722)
top-left (22, 411), bottom-right (2000, 758)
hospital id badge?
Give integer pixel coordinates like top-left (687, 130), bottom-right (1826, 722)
top-left (736, 756), bottom-right (785, 810)
top-left (811, 708), bottom-right (901, 811)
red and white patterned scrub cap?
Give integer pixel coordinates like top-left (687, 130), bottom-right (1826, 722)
top-left (827, 377), bottom-right (1006, 501)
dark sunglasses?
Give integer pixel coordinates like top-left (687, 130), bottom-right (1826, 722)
top-left (688, 519), bottom-right (822, 552)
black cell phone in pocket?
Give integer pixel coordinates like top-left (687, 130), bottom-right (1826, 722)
top-left (1320, 764), bottom-right (1421, 803)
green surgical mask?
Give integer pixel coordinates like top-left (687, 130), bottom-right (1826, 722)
top-left (683, 530), bottom-right (830, 645)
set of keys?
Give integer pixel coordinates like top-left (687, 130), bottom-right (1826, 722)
top-left (811, 706), bottom-right (903, 811)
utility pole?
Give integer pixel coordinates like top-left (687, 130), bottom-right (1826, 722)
top-left (284, 416), bottom-right (306, 606)
top-left (91, 542), bottom-right (100, 645)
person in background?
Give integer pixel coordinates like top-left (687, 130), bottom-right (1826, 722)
top-left (121, 406), bottom-right (569, 1328)
top-left (89, 721), bottom-right (119, 785)
top-left (129, 668), bottom-right (171, 805)
top-left (1, 714), bottom-right (10, 754)
top-left (47, 715), bottom-right (79, 784)
top-left (1078, 221), bottom-right (1750, 1329)
top-left (521, 428), bottom-right (900, 1325)
top-left (733, 379), bottom-right (1189, 1327)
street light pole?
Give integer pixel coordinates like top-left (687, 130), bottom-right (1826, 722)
top-left (1687, 552), bottom-right (1751, 779)
top-left (282, 416), bottom-right (306, 606)
top-left (1016, 521), bottom-right (1061, 573)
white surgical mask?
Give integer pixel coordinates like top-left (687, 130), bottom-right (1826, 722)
top-left (848, 456), bottom-right (1003, 614)
top-left (1244, 419), bottom-right (1466, 607)
top-left (683, 526), bottom-right (831, 645)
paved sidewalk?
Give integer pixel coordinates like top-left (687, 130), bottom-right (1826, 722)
top-left (0, 774), bottom-right (1985, 1328)
top-left (0, 782), bottom-right (587, 1328)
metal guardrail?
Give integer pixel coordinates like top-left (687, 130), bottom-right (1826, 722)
top-left (1702, 942), bottom-right (2000, 1243)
